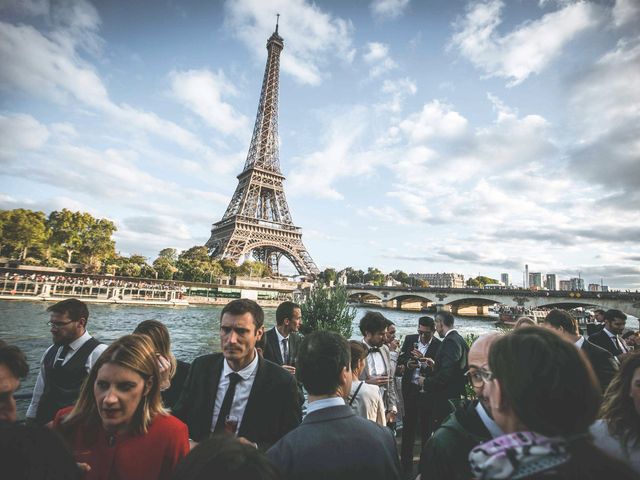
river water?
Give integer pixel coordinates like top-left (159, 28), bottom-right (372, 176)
top-left (0, 300), bottom-right (500, 416)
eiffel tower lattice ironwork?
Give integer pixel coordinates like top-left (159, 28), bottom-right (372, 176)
top-left (206, 21), bottom-right (319, 277)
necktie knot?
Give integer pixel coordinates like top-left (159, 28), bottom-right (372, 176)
top-left (369, 346), bottom-right (380, 353)
top-left (228, 372), bottom-right (242, 386)
top-left (54, 344), bottom-right (71, 368)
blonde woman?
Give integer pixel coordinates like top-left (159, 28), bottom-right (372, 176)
top-left (54, 334), bottom-right (189, 480)
top-left (134, 320), bottom-right (190, 409)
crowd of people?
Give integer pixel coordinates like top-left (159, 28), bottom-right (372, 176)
top-left (1, 298), bottom-right (640, 479)
top-left (2, 272), bottom-right (182, 291)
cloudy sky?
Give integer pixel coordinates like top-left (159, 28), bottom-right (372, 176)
top-left (1, 0), bottom-right (639, 288)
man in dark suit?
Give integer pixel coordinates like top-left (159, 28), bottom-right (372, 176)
top-left (588, 309), bottom-right (629, 361)
top-left (398, 316), bottom-right (441, 471)
top-left (544, 309), bottom-right (618, 392)
top-left (263, 301), bottom-right (303, 375)
top-left (267, 331), bottom-right (401, 480)
top-left (173, 299), bottom-right (301, 450)
top-left (586, 309), bottom-right (606, 336)
top-left (421, 311), bottom-right (469, 426)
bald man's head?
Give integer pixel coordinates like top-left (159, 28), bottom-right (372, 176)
top-left (469, 333), bottom-right (501, 369)
top-left (468, 333), bottom-right (501, 415)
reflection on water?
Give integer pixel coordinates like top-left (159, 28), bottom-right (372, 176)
top-left (0, 300), bottom-right (500, 416)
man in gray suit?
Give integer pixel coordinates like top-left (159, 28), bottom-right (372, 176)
top-left (267, 331), bottom-right (401, 480)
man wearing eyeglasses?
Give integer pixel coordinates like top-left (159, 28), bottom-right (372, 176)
top-left (419, 333), bottom-right (502, 480)
top-left (26, 298), bottom-right (106, 425)
top-left (398, 316), bottom-right (441, 473)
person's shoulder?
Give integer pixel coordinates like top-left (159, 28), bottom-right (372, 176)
top-left (152, 413), bottom-right (188, 434)
top-left (583, 339), bottom-right (612, 357)
top-left (192, 352), bottom-right (221, 366)
top-left (53, 405), bottom-right (74, 427)
top-left (260, 357), bottom-right (294, 382)
top-left (360, 382), bottom-right (382, 397)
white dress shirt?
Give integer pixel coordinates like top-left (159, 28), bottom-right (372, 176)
top-left (363, 340), bottom-right (386, 376)
top-left (27, 330), bottom-right (107, 418)
top-left (574, 336), bottom-right (585, 349)
top-left (412, 339), bottom-right (432, 385)
top-left (604, 328), bottom-right (628, 353)
top-left (306, 396), bottom-right (345, 415)
top-left (275, 327), bottom-right (289, 363)
top-left (475, 401), bottom-right (504, 439)
top-left (211, 352), bottom-right (259, 432)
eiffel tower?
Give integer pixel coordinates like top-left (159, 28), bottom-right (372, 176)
top-left (206, 19), bottom-right (319, 277)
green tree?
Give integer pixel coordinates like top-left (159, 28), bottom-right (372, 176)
top-left (466, 276), bottom-right (498, 288)
top-left (78, 218), bottom-right (117, 269)
top-left (153, 257), bottom-right (178, 280)
top-left (219, 258), bottom-right (239, 276)
top-left (238, 260), bottom-right (269, 278)
top-left (300, 285), bottom-right (356, 338)
top-left (176, 246), bottom-right (219, 282)
top-left (0, 209), bottom-right (48, 260)
top-left (344, 267), bottom-right (365, 284)
top-left (319, 268), bottom-right (337, 285)
top-left (390, 270), bottom-right (410, 285)
top-left (157, 248), bottom-right (178, 263)
top-left (47, 209), bottom-right (91, 263)
top-left (364, 267), bottom-right (385, 286)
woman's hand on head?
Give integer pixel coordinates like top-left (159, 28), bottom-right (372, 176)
top-left (156, 355), bottom-right (172, 391)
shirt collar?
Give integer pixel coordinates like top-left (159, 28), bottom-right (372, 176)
top-left (68, 330), bottom-right (91, 351)
top-left (603, 328), bottom-right (617, 339)
top-left (574, 337), bottom-right (585, 349)
top-left (223, 350), bottom-right (259, 381)
top-left (306, 397), bottom-right (345, 414)
top-left (275, 327), bottom-right (288, 342)
top-left (475, 401), bottom-right (504, 439)
top-left (444, 328), bottom-right (458, 338)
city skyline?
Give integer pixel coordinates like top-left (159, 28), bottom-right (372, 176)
top-left (1, 0), bottom-right (639, 288)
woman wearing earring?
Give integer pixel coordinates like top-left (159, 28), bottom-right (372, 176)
top-left (468, 327), bottom-right (636, 479)
top-left (54, 334), bottom-right (189, 480)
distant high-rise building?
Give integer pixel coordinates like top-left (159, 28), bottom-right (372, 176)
top-left (588, 283), bottom-right (601, 292)
top-left (559, 280), bottom-right (571, 291)
top-left (501, 273), bottom-right (510, 286)
top-left (545, 274), bottom-right (557, 291)
top-left (529, 272), bottom-right (543, 289)
top-left (525, 264), bottom-right (529, 288)
top-left (570, 277), bottom-right (585, 291)
top-left (602, 285), bottom-right (609, 292)
top-left (410, 273), bottom-right (465, 288)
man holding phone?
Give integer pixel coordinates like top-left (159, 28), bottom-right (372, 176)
top-left (398, 316), bottom-right (441, 473)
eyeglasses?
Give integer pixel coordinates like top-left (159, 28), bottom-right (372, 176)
top-left (466, 368), bottom-right (495, 387)
top-left (47, 320), bottom-right (74, 329)
top-left (418, 330), bottom-right (432, 335)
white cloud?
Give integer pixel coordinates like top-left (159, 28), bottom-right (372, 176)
top-left (379, 77), bottom-right (417, 112)
top-left (450, 0), bottom-right (600, 86)
top-left (398, 100), bottom-right (468, 142)
top-left (363, 42), bottom-right (398, 77)
top-left (370, 0), bottom-right (411, 20)
top-left (0, 113), bottom-right (50, 154)
top-left (224, 0), bottom-right (355, 86)
top-left (613, 0), bottom-right (640, 27)
top-left (169, 69), bottom-right (248, 136)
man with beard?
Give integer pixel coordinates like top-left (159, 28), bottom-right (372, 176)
top-left (418, 333), bottom-right (502, 480)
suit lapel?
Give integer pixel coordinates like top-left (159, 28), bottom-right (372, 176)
top-left (240, 356), bottom-right (266, 436)
top-left (268, 328), bottom-right (284, 364)
top-left (202, 355), bottom-right (224, 436)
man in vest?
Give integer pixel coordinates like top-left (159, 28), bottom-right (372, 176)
top-left (26, 298), bottom-right (106, 425)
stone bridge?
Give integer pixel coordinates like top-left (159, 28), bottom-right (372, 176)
top-left (345, 285), bottom-right (640, 317)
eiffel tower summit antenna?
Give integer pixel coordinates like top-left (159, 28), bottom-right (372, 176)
top-left (206, 20), bottom-right (319, 277)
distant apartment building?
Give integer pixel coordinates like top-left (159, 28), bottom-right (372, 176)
top-left (602, 285), bottom-right (609, 292)
top-left (570, 277), bottom-right (585, 291)
top-left (559, 280), bottom-right (571, 291)
top-left (411, 272), bottom-right (465, 288)
top-left (500, 273), bottom-right (510, 286)
top-left (588, 283), bottom-right (601, 292)
top-left (545, 274), bottom-right (557, 291)
top-left (529, 272), bottom-right (543, 289)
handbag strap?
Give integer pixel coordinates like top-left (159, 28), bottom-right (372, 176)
top-left (349, 381), bottom-right (364, 406)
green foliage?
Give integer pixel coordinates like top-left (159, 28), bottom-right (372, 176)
top-left (364, 267), bottom-right (385, 286)
top-left (237, 260), bottom-right (269, 278)
top-left (175, 246), bottom-right (222, 283)
top-left (318, 268), bottom-right (337, 285)
top-left (300, 285), bottom-right (356, 338)
top-left (466, 276), bottom-right (499, 288)
top-left (0, 209), bottom-right (48, 260)
top-left (343, 267), bottom-right (365, 284)
top-left (390, 269), bottom-right (410, 285)
top-left (157, 248), bottom-right (178, 262)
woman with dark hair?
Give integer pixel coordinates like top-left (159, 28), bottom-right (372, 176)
top-left (347, 340), bottom-right (386, 426)
top-left (172, 434), bottom-right (282, 480)
top-left (590, 352), bottom-right (640, 473)
top-left (468, 327), bottom-right (637, 479)
top-left (133, 320), bottom-right (190, 409)
top-left (54, 334), bottom-right (189, 480)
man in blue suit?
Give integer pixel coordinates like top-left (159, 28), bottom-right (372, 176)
top-left (267, 331), bottom-right (401, 480)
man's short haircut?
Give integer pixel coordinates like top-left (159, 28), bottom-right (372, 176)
top-left (622, 331), bottom-right (637, 340)
top-left (594, 309), bottom-right (606, 316)
top-left (275, 301), bottom-right (300, 326)
top-left (436, 311), bottom-right (455, 327)
top-left (221, 299), bottom-right (264, 330)
top-left (605, 309), bottom-right (627, 322)
top-left (544, 309), bottom-right (578, 336)
top-left (47, 298), bottom-right (89, 322)
top-left (297, 331), bottom-right (350, 396)
top-left (0, 342), bottom-right (29, 379)
top-left (418, 316), bottom-right (435, 329)
top-left (359, 311), bottom-right (388, 336)
top-left (384, 318), bottom-right (394, 328)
